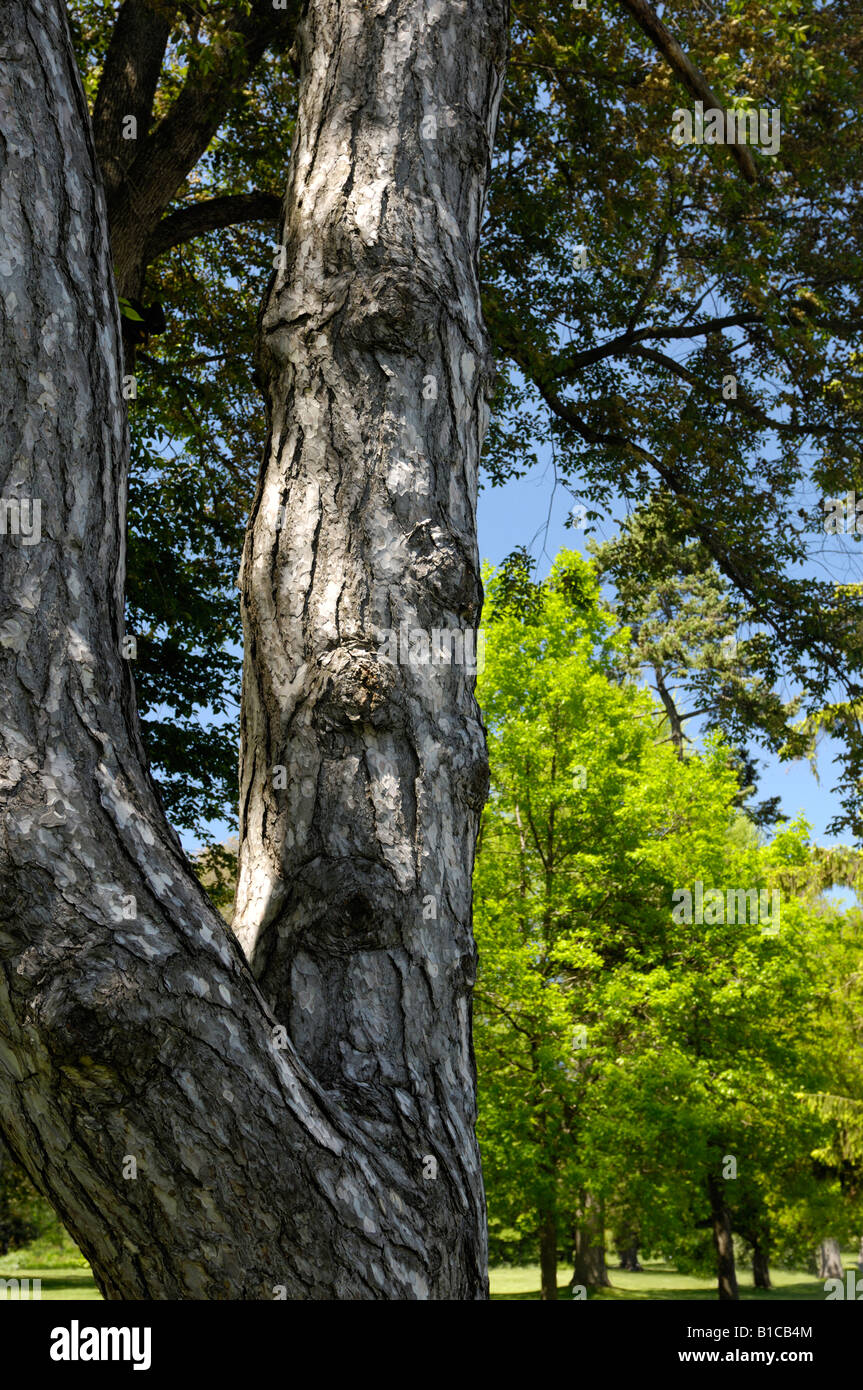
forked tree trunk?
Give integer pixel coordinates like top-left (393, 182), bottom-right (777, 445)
top-left (707, 1175), bottom-right (739, 1301)
top-left (0, 0), bottom-right (507, 1299)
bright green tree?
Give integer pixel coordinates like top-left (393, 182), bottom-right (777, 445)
top-left (474, 551), bottom-right (857, 1300)
top-left (474, 549), bottom-right (738, 1296)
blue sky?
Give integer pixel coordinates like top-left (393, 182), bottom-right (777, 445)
top-left (478, 458), bottom-right (851, 850)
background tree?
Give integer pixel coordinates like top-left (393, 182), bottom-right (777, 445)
top-left (474, 552), bottom-right (859, 1300)
top-left (474, 551), bottom-right (742, 1296)
top-left (484, 0), bottom-right (863, 835)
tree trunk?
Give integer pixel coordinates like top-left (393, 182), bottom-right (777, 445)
top-left (572, 1194), bottom-right (611, 1288)
top-left (0, 0), bottom-right (507, 1300)
top-left (653, 663), bottom-right (685, 757)
top-left (707, 1175), bottom-right (739, 1301)
top-left (752, 1240), bottom-right (771, 1290)
top-left (818, 1238), bottom-right (844, 1281)
top-left (618, 1241), bottom-right (642, 1271)
top-left (857, 1233), bottom-right (863, 1272)
top-left (95, 2), bottom-right (299, 299)
top-left (539, 1210), bottom-right (558, 1301)
top-left (233, 0), bottom-right (509, 1286)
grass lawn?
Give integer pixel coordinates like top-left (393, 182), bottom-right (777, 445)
top-left (489, 1256), bottom-right (854, 1300)
top-left (0, 1242), bottom-right (852, 1300)
top-left (0, 1234), bottom-right (102, 1300)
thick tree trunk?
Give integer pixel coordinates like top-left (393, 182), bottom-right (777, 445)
top-left (233, 0), bottom-right (508, 1293)
top-left (539, 1211), bottom-right (558, 1301)
top-left (0, 0), bottom-right (507, 1300)
top-left (572, 1194), bottom-right (611, 1288)
top-left (707, 1175), bottom-right (739, 1301)
top-left (818, 1238), bottom-right (844, 1281)
top-left (752, 1241), bottom-right (771, 1290)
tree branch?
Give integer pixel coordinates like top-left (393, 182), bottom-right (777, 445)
top-left (106, 0), bottom-right (302, 294)
top-left (630, 343), bottom-right (834, 437)
top-left (552, 313), bottom-right (763, 380)
top-left (146, 191), bottom-right (283, 260)
top-left (616, 0), bottom-right (759, 185)
top-left (91, 0), bottom-right (178, 200)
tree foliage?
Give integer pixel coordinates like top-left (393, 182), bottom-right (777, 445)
top-left (474, 552), bottom-right (862, 1287)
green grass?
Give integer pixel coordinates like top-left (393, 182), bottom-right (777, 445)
top-left (0, 1231), bottom-right (102, 1299)
top-left (0, 1242), bottom-right (852, 1301)
top-left (489, 1256), bottom-right (855, 1301)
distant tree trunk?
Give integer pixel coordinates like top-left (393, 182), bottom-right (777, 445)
top-left (653, 663), bottom-right (685, 757)
top-left (572, 1194), bottom-right (611, 1288)
top-left (618, 1241), bottom-right (643, 1271)
top-left (707, 1175), bottom-right (739, 1300)
top-left (818, 1238), bottom-right (843, 1280)
top-left (857, 1234), bottom-right (863, 1272)
top-left (0, 0), bottom-right (508, 1300)
top-left (752, 1240), bottom-right (771, 1290)
top-left (539, 1210), bottom-right (558, 1301)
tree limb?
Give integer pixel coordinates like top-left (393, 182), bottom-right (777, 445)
top-left (552, 313), bottom-right (764, 380)
top-left (91, 0), bottom-right (178, 200)
top-left (106, 0), bottom-right (302, 295)
top-left (616, 0), bottom-right (759, 186)
top-left (146, 191), bottom-right (283, 260)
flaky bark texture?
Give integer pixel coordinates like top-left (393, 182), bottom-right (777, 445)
top-left (233, 0), bottom-right (508, 1294)
top-left (0, 0), bottom-right (506, 1299)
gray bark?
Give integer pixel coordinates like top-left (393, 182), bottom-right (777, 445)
top-left (0, 0), bottom-right (507, 1300)
top-left (572, 1194), bottom-right (611, 1289)
top-left (234, 0), bottom-right (507, 1292)
top-left (818, 1237), bottom-right (844, 1281)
